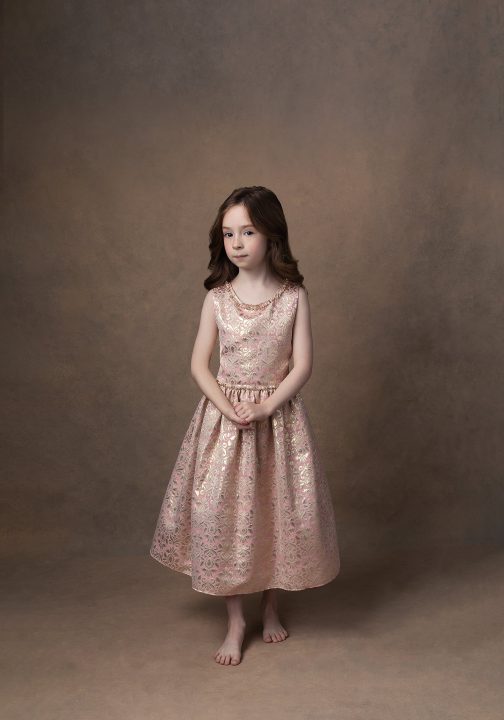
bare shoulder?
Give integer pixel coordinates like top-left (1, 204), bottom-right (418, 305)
top-left (296, 285), bottom-right (310, 308)
top-left (198, 288), bottom-right (217, 324)
top-left (204, 286), bottom-right (220, 303)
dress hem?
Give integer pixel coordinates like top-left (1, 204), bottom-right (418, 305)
top-left (149, 548), bottom-right (340, 596)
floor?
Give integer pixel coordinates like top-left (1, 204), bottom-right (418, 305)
top-left (3, 544), bottom-right (503, 720)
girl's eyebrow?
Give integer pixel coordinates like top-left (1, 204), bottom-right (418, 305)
top-left (222, 224), bottom-right (253, 229)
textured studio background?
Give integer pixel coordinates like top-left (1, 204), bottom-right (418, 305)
top-left (3, 1), bottom-right (504, 564)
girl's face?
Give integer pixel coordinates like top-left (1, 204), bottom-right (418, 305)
top-left (222, 204), bottom-right (268, 270)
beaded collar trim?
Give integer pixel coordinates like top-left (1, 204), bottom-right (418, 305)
top-left (226, 279), bottom-right (289, 309)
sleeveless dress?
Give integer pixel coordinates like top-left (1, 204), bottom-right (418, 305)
top-left (150, 279), bottom-right (340, 596)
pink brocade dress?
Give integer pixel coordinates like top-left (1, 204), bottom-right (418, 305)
top-left (150, 279), bottom-right (340, 595)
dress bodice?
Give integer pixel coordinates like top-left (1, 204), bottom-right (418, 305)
top-left (212, 279), bottom-right (299, 389)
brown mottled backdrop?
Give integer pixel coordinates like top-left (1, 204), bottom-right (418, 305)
top-left (3, 1), bottom-right (504, 565)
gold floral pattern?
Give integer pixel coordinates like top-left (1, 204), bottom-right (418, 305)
top-left (150, 280), bottom-right (340, 595)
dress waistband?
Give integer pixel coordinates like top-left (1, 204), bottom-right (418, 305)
top-left (216, 379), bottom-right (280, 390)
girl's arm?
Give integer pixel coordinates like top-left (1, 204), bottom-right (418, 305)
top-left (262, 286), bottom-right (313, 416)
top-left (190, 290), bottom-right (250, 425)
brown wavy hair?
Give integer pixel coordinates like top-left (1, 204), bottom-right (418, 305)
top-left (203, 186), bottom-right (306, 292)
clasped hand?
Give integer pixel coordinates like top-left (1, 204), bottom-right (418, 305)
top-left (229, 399), bottom-right (271, 427)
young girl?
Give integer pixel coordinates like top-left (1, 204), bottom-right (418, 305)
top-left (150, 185), bottom-right (340, 666)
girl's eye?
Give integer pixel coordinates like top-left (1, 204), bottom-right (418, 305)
top-left (223, 230), bottom-right (254, 238)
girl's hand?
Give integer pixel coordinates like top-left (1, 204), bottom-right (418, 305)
top-left (225, 408), bottom-right (252, 428)
top-left (233, 399), bottom-right (271, 424)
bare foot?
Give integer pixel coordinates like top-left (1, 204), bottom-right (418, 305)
top-left (261, 591), bottom-right (289, 643)
top-left (213, 619), bottom-right (246, 665)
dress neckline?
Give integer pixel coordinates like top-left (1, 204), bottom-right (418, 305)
top-left (226, 279), bottom-right (289, 309)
